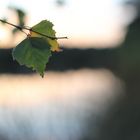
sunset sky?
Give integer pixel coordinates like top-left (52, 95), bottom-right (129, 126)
top-left (0, 0), bottom-right (135, 47)
top-left (0, 2), bottom-right (128, 137)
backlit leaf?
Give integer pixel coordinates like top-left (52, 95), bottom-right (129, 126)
top-left (12, 37), bottom-right (52, 77)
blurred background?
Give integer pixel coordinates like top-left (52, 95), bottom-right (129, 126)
top-left (0, 0), bottom-right (140, 139)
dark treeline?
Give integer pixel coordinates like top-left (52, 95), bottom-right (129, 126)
top-left (0, 47), bottom-right (119, 73)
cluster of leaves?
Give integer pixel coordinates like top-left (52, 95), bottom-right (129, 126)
top-left (12, 20), bottom-right (65, 77)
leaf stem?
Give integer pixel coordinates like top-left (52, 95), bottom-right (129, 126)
top-left (0, 19), bottom-right (68, 40)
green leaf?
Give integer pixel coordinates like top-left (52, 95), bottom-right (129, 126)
top-left (12, 37), bottom-right (52, 77)
top-left (30, 20), bottom-right (61, 52)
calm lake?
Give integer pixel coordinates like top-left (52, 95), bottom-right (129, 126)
top-left (0, 69), bottom-right (122, 140)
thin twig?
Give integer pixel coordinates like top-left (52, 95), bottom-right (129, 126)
top-left (0, 19), bottom-right (22, 30)
top-left (29, 28), bottom-right (68, 40)
top-left (0, 19), bottom-right (68, 40)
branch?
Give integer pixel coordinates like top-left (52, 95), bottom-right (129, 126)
top-left (0, 19), bottom-right (68, 40)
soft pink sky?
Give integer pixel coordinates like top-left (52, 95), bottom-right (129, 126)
top-left (0, 0), bottom-right (136, 48)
